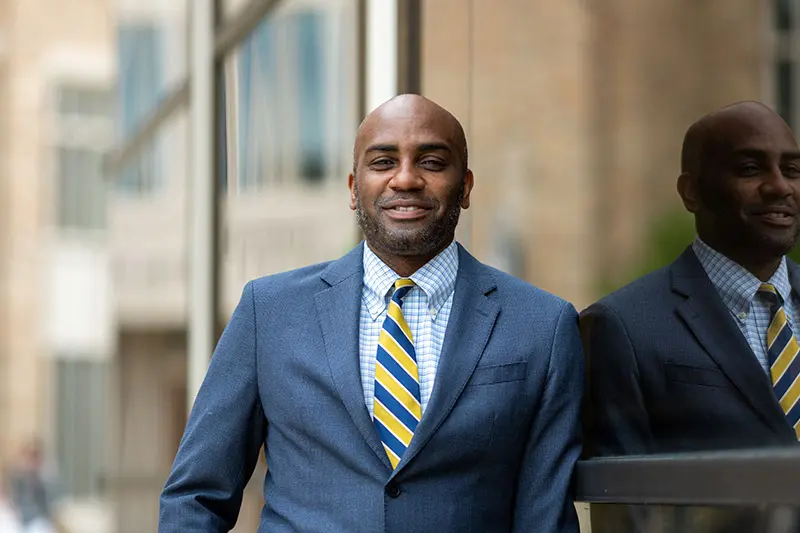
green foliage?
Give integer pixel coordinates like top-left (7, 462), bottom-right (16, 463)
top-left (635, 209), bottom-right (696, 277)
top-left (598, 208), bottom-right (694, 297)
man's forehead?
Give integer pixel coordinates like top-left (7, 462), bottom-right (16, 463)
top-left (356, 113), bottom-right (459, 154)
top-left (707, 112), bottom-right (798, 154)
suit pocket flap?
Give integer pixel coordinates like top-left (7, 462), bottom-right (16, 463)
top-left (664, 362), bottom-right (731, 388)
top-left (469, 362), bottom-right (528, 386)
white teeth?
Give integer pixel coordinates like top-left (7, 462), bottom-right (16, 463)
top-left (394, 206), bottom-right (419, 212)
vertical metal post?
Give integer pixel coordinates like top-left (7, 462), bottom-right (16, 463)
top-left (188, 0), bottom-right (217, 412)
top-left (396, 0), bottom-right (421, 95)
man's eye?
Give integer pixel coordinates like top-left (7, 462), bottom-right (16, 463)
top-left (371, 159), bottom-right (394, 168)
top-left (420, 159), bottom-right (445, 169)
top-left (784, 165), bottom-right (800, 177)
top-left (738, 163), bottom-right (760, 176)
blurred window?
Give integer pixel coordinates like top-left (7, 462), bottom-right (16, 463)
top-left (55, 359), bottom-right (107, 499)
top-left (54, 85), bottom-right (113, 231)
top-left (117, 24), bottom-right (164, 194)
top-left (233, 4), bottom-right (353, 191)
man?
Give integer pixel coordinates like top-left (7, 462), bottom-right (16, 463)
top-left (159, 94), bottom-right (584, 532)
top-left (7, 441), bottom-right (58, 533)
top-left (582, 101), bottom-right (800, 458)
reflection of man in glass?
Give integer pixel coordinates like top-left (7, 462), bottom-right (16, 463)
top-left (582, 102), bottom-right (800, 532)
top-left (584, 101), bottom-right (800, 458)
top-left (160, 94), bottom-right (584, 532)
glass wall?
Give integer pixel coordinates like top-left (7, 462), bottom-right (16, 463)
top-left (221, 0), bottom-right (359, 309)
top-left (29, 0), bottom-right (800, 531)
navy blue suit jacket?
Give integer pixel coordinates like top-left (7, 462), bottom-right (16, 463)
top-left (582, 247), bottom-right (799, 457)
top-left (159, 243), bottom-right (584, 532)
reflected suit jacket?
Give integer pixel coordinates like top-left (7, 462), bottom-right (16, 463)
top-left (581, 247), bottom-right (799, 457)
top-left (159, 242), bottom-right (584, 533)
top-left (581, 247), bottom-right (800, 533)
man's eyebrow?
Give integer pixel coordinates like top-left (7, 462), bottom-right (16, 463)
top-left (364, 144), bottom-right (398, 154)
top-left (782, 150), bottom-right (800, 160)
top-left (731, 148), bottom-right (767, 159)
top-left (417, 142), bottom-right (452, 154)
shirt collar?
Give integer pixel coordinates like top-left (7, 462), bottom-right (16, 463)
top-left (362, 241), bottom-right (459, 321)
top-left (692, 236), bottom-right (792, 320)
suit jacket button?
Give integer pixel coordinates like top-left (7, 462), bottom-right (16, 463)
top-left (385, 481), bottom-right (401, 498)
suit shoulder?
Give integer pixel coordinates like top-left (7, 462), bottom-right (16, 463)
top-left (480, 264), bottom-right (572, 312)
top-left (246, 260), bottom-right (334, 297)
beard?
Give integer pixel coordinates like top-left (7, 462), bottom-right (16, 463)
top-left (698, 185), bottom-right (800, 258)
top-left (354, 181), bottom-right (464, 258)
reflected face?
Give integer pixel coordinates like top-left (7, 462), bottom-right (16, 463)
top-left (349, 97), bottom-right (472, 261)
top-left (693, 106), bottom-right (800, 260)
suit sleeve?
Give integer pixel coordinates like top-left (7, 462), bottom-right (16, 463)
top-left (513, 302), bottom-right (584, 533)
top-left (580, 302), bottom-right (653, 457)
top-left (159, 281), bottom-right (267, 532)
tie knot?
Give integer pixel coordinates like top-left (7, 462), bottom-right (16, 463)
top-left (392, 278), bottom-right (415, 301)
top-left (759, 283), bottom-right (783, 307)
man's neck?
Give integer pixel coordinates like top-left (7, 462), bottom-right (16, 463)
top-left (365, 241), bottom-right (453, 278)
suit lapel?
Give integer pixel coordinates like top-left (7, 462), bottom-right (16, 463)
top-left (392, 246), bottom-right (499, 476)
top-left (314, 244), bottom-right (392, 469)
top-left (671, 248), bottom-right (791, 437)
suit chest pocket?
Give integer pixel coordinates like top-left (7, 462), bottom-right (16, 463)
top-left (664, 362), bottom-right (731, 388)
top-left (468, 361), bottom-right (527, 386)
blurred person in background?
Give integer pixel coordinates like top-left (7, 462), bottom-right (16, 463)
top-left (7, 441), bottom-right (58, 533)
top-left (159, 94), bottom-right (585, 533)
top-left (582, 101), bottom-right (800, 532)
top-left (0, 482), bottom-right (22, 533)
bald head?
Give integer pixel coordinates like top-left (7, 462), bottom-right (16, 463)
top-left (353, 94), bottom-right (469, 176)
top-left (676, 100), bottom-right (800, 280)
top-left (681, 101), bottom-right (793, 177)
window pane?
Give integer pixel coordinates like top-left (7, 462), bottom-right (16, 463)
top-left (58, 86), bottom-right (114, 118)
top-left (221, 0), bottom-right (359, 305)
top-left (295, 10), bottom-right (326, 183)
top-left (56, 360), bottom-right (107, 498)
top-left (776, 0), bottom-right (792, 31)
top-left (56, 147), bottom-right (107, 230)
top-left (116, 24), bottom-right (165, 194)
top-left (229, 1), bottom-right (356, 191)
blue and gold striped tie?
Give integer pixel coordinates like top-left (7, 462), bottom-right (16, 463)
top-left (373, 278), bottom-right (422, 468)
top-left (759, 283), bottom-right (800, 439)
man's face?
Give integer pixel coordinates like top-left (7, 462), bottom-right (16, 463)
top-left (349, 100), bottom-right (473, 260)
top-left (692, 109), bottom-right (800, 259)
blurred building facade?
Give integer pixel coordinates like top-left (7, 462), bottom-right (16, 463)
top-left (423, 0), bottom-right (773, 307)
top-left (0, 0), bottom-right (115, 530)
top-left (0, 0), bottom-right (793, 532)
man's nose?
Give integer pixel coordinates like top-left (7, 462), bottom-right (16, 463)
top-left (763, 165), bottom-right (793, 198)
top-left (389, 160), bottom-right (424, 190)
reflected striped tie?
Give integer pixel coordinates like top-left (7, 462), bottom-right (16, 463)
top-left (759, 283), bottom-right (800, 439)
top-left (373, 278), bottom-right (421, 469)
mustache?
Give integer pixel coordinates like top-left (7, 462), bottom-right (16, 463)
top-left (374, 194), bottom-right (438, 209)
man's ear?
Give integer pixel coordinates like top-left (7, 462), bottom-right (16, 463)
top-left (677, 172), bottom-right (701, 213)
top-left (348, 172), bottom-right (357, 211)
top-left (460, 170), bottom-right (474, 209)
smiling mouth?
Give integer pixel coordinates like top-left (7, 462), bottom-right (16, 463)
top-left (383, 205), bottom-right (431, 220)
top-left (753, 211), bottom-right (796, 226)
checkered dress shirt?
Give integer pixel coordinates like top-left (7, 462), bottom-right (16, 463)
top-left (359, 241), bottom-right (458, 417)
top-left (693, 237), bottom-right (799, 374)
